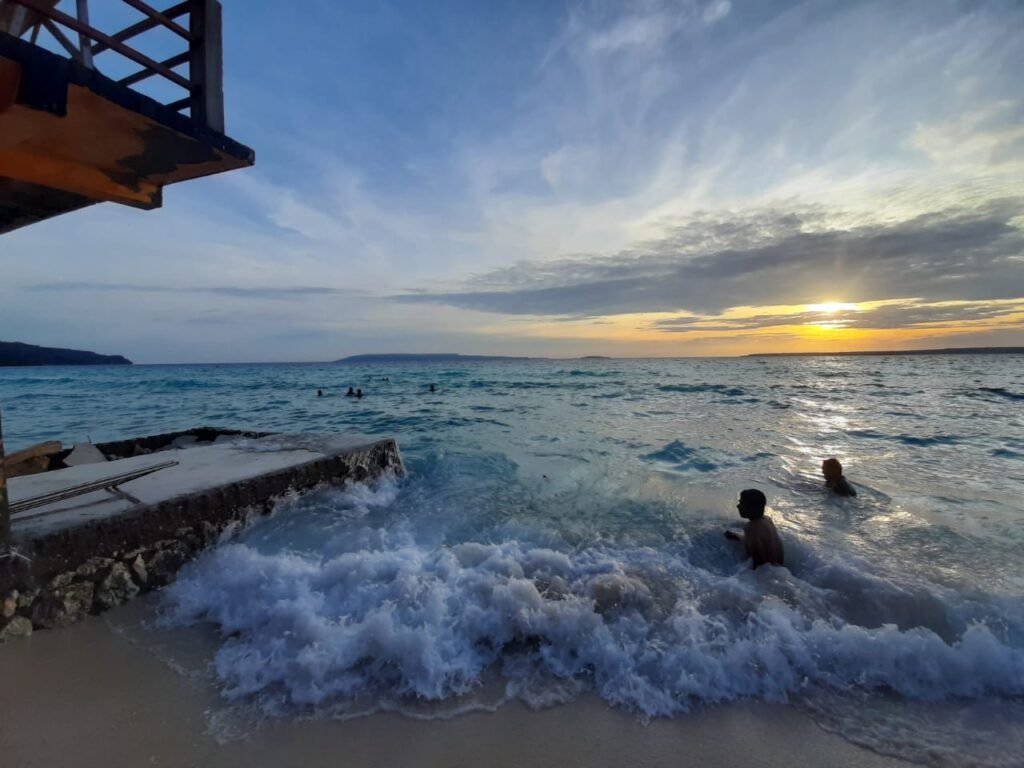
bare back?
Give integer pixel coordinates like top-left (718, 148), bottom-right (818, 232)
top-left (744, 516), bottom-right (784, 568)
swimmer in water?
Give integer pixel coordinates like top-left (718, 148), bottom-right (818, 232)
top-left (724, 489), bottom-right (785, 569)
top-left (356, 388), bottom-right (363, 399)
top-left (429, 384), bottom-right (436, 393)
top-left (822, 457), bottom-right (857, 497)
top-left (317, 389), bottom-right (323, 397)
top-left (346, 387), bottom-right (355, 397)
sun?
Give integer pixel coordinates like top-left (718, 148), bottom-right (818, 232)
top-left (806, 302), bottom-right (858, 314)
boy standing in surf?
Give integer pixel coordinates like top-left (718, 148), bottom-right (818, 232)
top-left (724, 489), bottom-right (785, 569)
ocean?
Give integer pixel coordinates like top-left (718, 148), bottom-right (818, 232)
top-left (2, 355), bottom-right (1023, 766)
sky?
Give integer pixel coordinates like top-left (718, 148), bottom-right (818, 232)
top-left (2, 0), bottom-right (1023, 363)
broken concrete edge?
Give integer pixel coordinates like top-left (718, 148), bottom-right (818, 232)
top-left (0, 438), bottom-right (402, 640)
top-left (3, 427), bottom-right (271, 479)
top-left (95, 427), bottom-right (272, 461)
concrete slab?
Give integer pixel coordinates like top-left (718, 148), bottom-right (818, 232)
top-left (10, 433), bottom-right (392, 538)
top-left (1, 432), bottom-right (403, 632)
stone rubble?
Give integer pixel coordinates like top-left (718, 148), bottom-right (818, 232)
top-left (7, 526), bottom-right (210, 636)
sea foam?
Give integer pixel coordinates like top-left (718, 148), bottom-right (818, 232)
top-left (164, 481), bottom-right (1024, 719)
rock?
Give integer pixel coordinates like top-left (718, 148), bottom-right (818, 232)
top-left (146, 543), bottom-right (189, 586)
top-left (63, 442), bottom-right (108, 467)
top-left (129, 554), bottom-right (148, 586)
top-left (48, 572), bottom-right (75, 590)
top-left (2, 591), bottom-right (17, 618)
top-left (75, 556), bottom-right (116, 582)
top-left (199, 521), bottom-right (220, 547)
top-left (96, 563), bottom-right (140, 609)
top-left (122, 547), bottom-right (150, 562)
top-left (16, 587), bottom-right (39, 610)
top-left (175, 526), bottom-right (200, 550)
top-left (31, 582), bottom-right (95, 628)
top-left (0, 616), bottom-right (33, 642)
top-left (5, 454), bottom-right (50, 478)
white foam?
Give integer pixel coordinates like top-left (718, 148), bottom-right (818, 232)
top-left (165, 526), bottom-right (1024, 718)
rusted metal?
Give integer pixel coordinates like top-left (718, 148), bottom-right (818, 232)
top-left (91, 1), bottom-right (190, 55)
top-left (40, 17), bottom-right (78, 60)
top-left (0, 0), bottom-right (250, 233)
top-left (12, 0), bottom-right (192, 90)
top-left (7, 0), bottom-right (230, 132)
top-left (118, 49), bottom-right (188, 86)
top-left (119, 0), bottom-right (190, 41)
top-left (164, 94), bottom-right (189, 112)
top-left (74, 0), bottom-right (91, 67)
top-left (10, 459), bottom-right (178, 517)
top-left (188, 0), bottom-right (222, 132)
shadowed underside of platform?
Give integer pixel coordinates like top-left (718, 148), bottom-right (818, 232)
top-left (0, 1), bottom-right (254, 234)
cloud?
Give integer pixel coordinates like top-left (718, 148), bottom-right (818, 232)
top-left (702, 0), bottom-right (731, 25)
top-left (26, 283), bottom-right (362, 299)
top-left (391, 198), bottom-right (1024, 318)
top-left (4, 1), bottom-right (1023, 362)
top-left (653, 299), bottom-right (1024, 333)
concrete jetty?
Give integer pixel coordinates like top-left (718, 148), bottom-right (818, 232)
top-left (0, 431), bottom-right (402, 639)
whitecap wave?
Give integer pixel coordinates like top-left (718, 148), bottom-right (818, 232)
top-left (165, 513), bottom-right (1024, 719)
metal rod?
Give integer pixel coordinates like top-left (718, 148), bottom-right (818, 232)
top-left (76, 0), bottom-right (93, 68)
top-left (7, 3), bottom-right (28, 37)
top-left (92, 1), bottom-right (189, 55)
top-left (11, 0), bottom-right (192, 90)
top-left (165, 95), bottom-right (189, 111)
top-left (41, 18), bottom-right (81, 61)
top-left (118, 50), bottom-right (188, 86)
top-left (9, 459), bottom-right (178, 516)
top-left (120, 0), bottom-right (190, 41)
top-left (0, 407), bottom-right (9, 552)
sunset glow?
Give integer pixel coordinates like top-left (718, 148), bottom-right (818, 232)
top-left (2, 1), bottom-right (1021, 362)
top-left (806, 303), bottom-right (859, 315)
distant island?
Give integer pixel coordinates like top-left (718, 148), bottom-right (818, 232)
top-left (747, 346), bottom-right (1024, 358)
top-left (0, 341), bottom-right (132, 367)
top-left (334, 353), bottom-right (619, 363)
top-left (335, 353), bottom-right (538, 364)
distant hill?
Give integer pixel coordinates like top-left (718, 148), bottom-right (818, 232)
top-left (747, 346), bottom-right (1024, 358)
top-left (0, 341), bottom-right (132, 367)
top-left (335, 353), bottom-right (536, 364)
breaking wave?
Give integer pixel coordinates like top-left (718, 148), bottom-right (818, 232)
top-left (165, 476), bottom-right (1024, 723)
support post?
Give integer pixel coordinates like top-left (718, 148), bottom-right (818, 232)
top-left (75, 0), bottom-right (93, 68)
top-left (189, 0), bottom-right (223, 133)
top-left (1, 406), bottom-right (10, 553)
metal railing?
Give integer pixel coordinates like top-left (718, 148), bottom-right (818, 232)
top-left (0, 0), bottom-right (224, 132)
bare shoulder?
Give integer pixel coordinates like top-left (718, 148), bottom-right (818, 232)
top-left (746, 516), bottom-right (779, 533)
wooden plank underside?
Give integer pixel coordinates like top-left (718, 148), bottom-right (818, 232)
top-left (0, 82), bottom-right (249, 209)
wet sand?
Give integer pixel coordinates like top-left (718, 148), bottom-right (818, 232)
top-left (0, 602), bottom-right (910, 768)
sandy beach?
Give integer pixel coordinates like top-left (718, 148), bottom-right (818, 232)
top-left (0, 598), bottom-right (909, 768)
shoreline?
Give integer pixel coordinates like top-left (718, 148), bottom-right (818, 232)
top-left (0, 598), bottom-right (911, 768)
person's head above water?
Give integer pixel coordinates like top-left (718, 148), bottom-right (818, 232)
top-left (737, 488), bottom-right (767, 520)
top-left (822, 457), bottom-right (844, 480)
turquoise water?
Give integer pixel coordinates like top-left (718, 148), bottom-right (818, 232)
top-left (2, 356), bottom-right (1023, 765)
